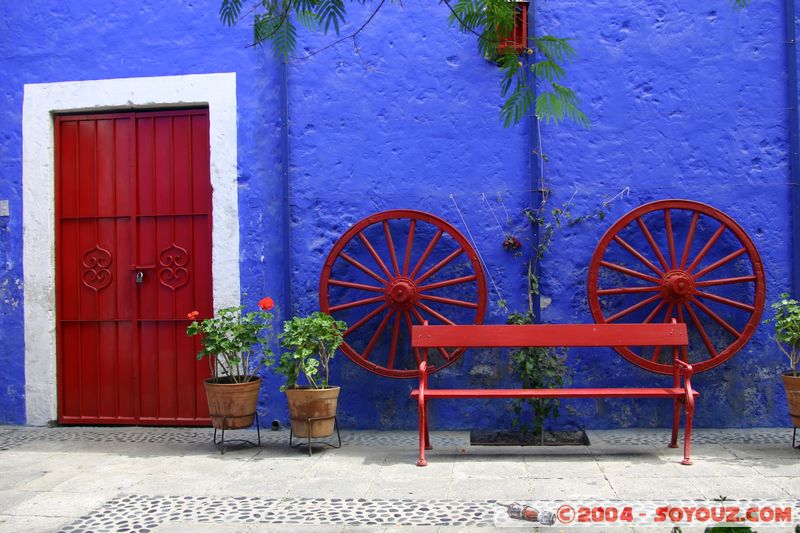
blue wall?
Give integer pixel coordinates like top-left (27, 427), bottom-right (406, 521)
top-left (0, 1), bottom-right (287, 424)
top-left (0, 0), bottom-right (796, 430)
top-left (531, 0), bottom-right (790, 429)
top-left (284, 0), bottom-right (794, 430)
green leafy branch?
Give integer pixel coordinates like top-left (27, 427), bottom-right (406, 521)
top-left (219, 0), bottom-right (750, 127)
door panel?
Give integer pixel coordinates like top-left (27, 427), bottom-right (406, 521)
top-left (56, 109), bottom-right (212, 425)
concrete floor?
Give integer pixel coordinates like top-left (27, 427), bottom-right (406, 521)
top-left (0, 425), bottom-right (798, 532)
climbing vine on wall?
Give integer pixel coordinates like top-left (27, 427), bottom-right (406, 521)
top-left (219, 0), bottom-right (750, 127)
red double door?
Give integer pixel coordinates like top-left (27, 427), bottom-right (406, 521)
top-left (56, 109), bottom-right (213, 425)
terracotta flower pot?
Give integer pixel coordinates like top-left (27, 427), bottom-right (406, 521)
top-left (203, 377), bottom-right (261, 430)
top-left (285, 386), bottom-right (340, 438)
top-left (782, 372), bottom-right (800, 427)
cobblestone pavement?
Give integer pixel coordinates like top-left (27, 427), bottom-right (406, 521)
top-left (0, 426), bottom-right (798, 532)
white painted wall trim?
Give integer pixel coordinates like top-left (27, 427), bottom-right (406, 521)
top-left (22, 73), bottom-right (240, 425)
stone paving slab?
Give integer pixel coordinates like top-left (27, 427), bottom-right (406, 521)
top-left (0, 426), bottom-right (798, 532)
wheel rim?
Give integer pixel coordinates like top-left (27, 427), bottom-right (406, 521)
top-left (320, 209), bottom-right (488, 378)
top-left (587, 199), bottom-right (765, 374)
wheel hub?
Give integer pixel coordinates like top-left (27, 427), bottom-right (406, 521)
top-left (386, 277), bottom-right (418, 310)
top-left (660, 270), bottom-right (695, 303)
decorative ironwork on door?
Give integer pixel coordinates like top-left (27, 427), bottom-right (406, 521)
top-left (159, 244), bottom-right (190, 290)
top-left (81, 245), bottom-right (113, 291)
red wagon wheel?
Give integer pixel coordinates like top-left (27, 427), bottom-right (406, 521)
top-left (587, 199), bottom-right (765, 374)
top-left (320, 209), bottom-right (488, 378)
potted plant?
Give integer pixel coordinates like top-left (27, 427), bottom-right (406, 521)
top-left (277, 311), bottom-right (347, 439)
top-left (186, 296), bottom-right (275, 430)
top-left (764, 293), bottom-right (800, 427)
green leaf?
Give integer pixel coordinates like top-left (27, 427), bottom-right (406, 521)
top-left (500, 84), bottom-right (536, 127)
top-left (219, 0), bottom-right (244, 26)
top-left (533, 35), bottom-right (576, 64)
top-left (535, 85), bottom-right (589, 128)
top-left (272, 16), bottom-right (298, 59)
top-left (296, 9), bottom-right (321, 30)
top-left (530, 59), bottom-right (566, 82)
top-left (317, 0), bottom-right (346, 34)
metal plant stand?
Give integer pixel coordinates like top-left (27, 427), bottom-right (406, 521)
top-left (289, 415), bottom-right (341, 456)
top-left (212, 413), bottom-right (262, 454)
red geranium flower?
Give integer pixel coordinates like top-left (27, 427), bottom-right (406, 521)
top-left (187, 310), bottom-right (200, 320)
top-left (258, 297), bottom-right (274, 311)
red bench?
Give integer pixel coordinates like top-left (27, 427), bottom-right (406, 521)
top-left (410, 322), bottom-right (696, 466)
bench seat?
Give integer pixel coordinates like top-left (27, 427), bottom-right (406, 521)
top-left (411, 387), bottom-right (699, 399)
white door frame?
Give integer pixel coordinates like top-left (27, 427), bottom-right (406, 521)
top-left (22, 73), bottom-right (240, 425)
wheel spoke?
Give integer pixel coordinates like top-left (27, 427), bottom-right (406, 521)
top-left (600, 261), bottom-right (662, 284)
top-left (679, 212), bottom-right (699, 269)
top-left (692, 248), bottom-right (746, 280)
top-left (383, 221), bottom-right (401, 276)
top-left (328, 278), bottom-right (384, 293)
top-left (676, 304), bottom-right (689, 363)
top-left (689, 296), bottom-right (742, 338)
top-left (664, 209), bottom-right (677, 269)
top-left (597, 285), bottom-right (660, 296)
top-left (694, 290), bottom-right (755, 312)
top-left (636, 216), bottom-right (670, 271)
top-left (410, 308), bottom-right (450, 361)
top-left (344, 303), bottom-right (389, 336)
top-left (612, 236), bottom-right (664, 276)
top-left (416, 302), bottom-right (457, 326)
top-left (358, 231), bottom-right (394, 280)
top-left (419, 294), bottom-right (478, 309)
top-left (695, 275), bottom-right (757, 288)
top-left (403, 311), bottom-right (423, 366)
top-left (415, 247), bottom-right (464, 284)
top-left (402, 219), bottom-right (416, 276)
top-left (362, 309), bottom-right (395, 360)
top-left (340, 252), bottom-right (389, 286)
top-left (387, 312), bottom-right (402, 369)
top-left (650, 303), bottom-right (675, 362)
top-left (686, 224), bottom-right (726, 273)
top-left (418, 274), bottom-right (477, 293)
top-left (410, 229), bottom-right (444, 279)
top-left (330, 295), bottom-right (385, 313)
top-left (683, 302), bottom-right (718, 358)
top-left (643, 300), bottom-right (667, 323)
top-left (605, 294), bottom-right (661, 323)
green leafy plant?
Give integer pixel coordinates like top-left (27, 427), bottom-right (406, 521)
top-left (498, 180), bottom-right (614, 435)
top-left (507, 310), bottom-right (572, 438)
top-left (277, 311), bottom-right (347, 390)
top-left (764, 293), bottom-right (800, 376)
top-left (523, 198), bottom-right (609, 305)
top-left (186, 297), bottom-right (276, 383)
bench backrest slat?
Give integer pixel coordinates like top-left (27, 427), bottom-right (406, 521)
top-left (411, 323), bottom-right (688, 348)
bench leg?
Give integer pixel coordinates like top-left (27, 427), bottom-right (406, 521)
top-left (424, 402), bottom-right (432, 450)
top-left (417, 398), bottom-right (428, 467)
top-left (668, 398), bottom-right (680, 449)
top-left (681, 400), bottom-right (694, 466)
